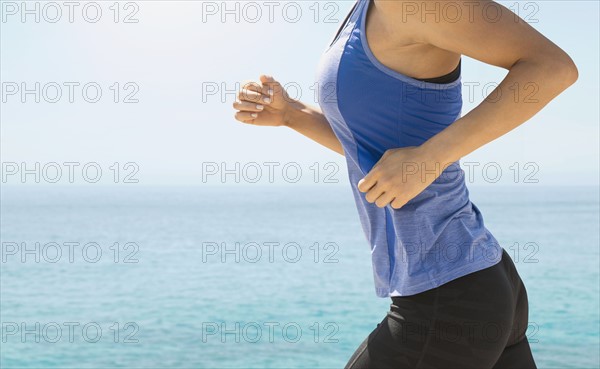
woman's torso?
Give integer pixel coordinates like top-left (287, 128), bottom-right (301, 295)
top-left (315, 0), bottom-right (503, 297)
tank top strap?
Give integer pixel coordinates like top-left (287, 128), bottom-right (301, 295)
top-left (350, 0), bottom-right (368, 25)
top-left (326, 0), bottom-right (365, 49)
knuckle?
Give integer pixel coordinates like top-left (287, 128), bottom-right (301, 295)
top-left (378, 176), bottom-right (391, 187)
top-left (393, 198), bottom-right (406, 209)
top-left (242, 81), bottom-right (256, 90)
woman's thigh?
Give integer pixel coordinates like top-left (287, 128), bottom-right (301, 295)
top-left (345, 249), bottom-right (524, 369)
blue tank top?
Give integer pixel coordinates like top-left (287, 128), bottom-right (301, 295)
top-left (315, 0), bottom-right (503, 297)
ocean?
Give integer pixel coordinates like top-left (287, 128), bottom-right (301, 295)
top-left (1, 184), bottom-right (598, 368)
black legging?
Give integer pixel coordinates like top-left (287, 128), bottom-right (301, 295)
top-left (345, 248), bottom-right (537, 369)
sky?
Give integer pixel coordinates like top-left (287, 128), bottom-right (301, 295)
top-left (1, 0), bottom-right (598, 186)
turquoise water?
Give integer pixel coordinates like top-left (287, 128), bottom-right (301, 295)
top-left (1, 185), bottom-right (598, 368)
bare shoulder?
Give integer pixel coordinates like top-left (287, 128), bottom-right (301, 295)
top-left (374, 0), bottom-right (576, 71)
top-left (374, 0), bottom-right (502, 22)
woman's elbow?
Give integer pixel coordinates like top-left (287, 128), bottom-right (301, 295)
top-left (550, 51), bottom-right (579, 89)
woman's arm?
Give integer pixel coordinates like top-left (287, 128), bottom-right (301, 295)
top-left (415, 1), bottom-right (578, 167)
top-left (359, 0), bottom-right (578, 209)
top-left (233, 75), bottom-right (344, 155)
top-left (283, 99), bottom-right (345, 156)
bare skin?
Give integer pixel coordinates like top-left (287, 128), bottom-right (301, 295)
top-left (233, 0), bottom-right (578, 209)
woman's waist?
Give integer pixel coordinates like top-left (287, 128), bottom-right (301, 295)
top-left (349, 165), bottom-right (473, 225)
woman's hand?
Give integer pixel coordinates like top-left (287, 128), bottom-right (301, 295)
top-left (232, 75), bottom-right (345, 155)
top-left (233, 75), bottom-right (292, 127)
top-left (357, 146), bottom-right (451, 210)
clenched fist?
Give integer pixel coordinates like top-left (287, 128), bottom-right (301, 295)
top-left (233, 75), bottom-right (292, 127)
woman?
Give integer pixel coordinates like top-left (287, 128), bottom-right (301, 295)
top-left (233, 0), bottom-right (577, 368)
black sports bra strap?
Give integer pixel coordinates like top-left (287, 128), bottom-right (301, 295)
top-left (416, 59), bottom-right (462, 84)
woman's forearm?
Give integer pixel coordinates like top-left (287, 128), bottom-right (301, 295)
top-left (283, 100), bottom-right (345, 156)
top-left (358, 55), bottom-right (578, 209)
top-left (422, 56), bottom-right (578, 168)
